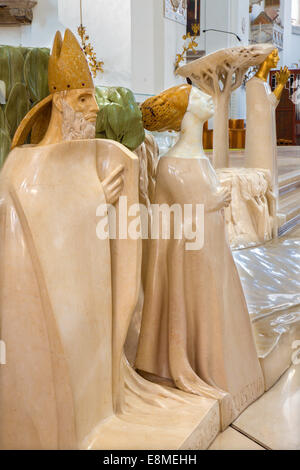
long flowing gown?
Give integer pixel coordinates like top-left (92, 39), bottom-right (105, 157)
top-left (135, 155), bottom-right (265, 427)
top-left (245, 77), bottom-right (279, 193)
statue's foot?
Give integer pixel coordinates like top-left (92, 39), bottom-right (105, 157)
top-left (173, 372), bottom-right (234, 430)
top-left (125, 364), bottom-right (190, 407)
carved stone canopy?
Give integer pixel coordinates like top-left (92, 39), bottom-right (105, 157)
top-left (0, 0), bottom-right (37, 25)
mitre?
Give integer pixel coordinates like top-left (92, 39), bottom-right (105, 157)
top-left (12, 29), bottom-right (94, 149)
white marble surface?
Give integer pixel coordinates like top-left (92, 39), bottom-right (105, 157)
top-left (233, 366), bottom-right (300, 450)
top-left (217, 167), bottom-right (274, 249)
top-left (209, 427), bottom-right (265, 450)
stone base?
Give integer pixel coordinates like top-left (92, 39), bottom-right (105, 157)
top-left (82, 387), bottom-right (220, 450)
top-left (217, 168), bottom-right (275, 250)
top-left (253, 306), bottom-right (300, 390)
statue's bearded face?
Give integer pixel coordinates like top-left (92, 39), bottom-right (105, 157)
top-left (59, 89), bottom-right (99, 141)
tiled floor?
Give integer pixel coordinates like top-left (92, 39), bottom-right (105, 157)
top-left (209, 427), bottom-right (265, 450)
top-left (278, 186), bottom-right (300, 222)
top-left (209, 365), bottom-right (300, 450)
top-left (232, 365), bottom-right (300, 450)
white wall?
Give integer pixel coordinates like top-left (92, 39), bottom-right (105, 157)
top-left (204, 0), bottom-right (249, 120)
top-left (0, 0), bottom-right (132, 88)
top-left (58, 0), bottom-right (131, 88)
top-left (230, 0), bottom-right (250, 120)
top-left (131, 0), bottom-right (207, 95)
top-left (131, 0), bottom-right (163, 96)
top-left (205, 0), bottom-right (232, 53)
top-left (282, 0), bottom-right (292, 67)
top-left (2, 0), bottom-right (300, 116)
top-left (163, 13), bottom-right (186, 89)
top-left (281, 0), bottom-right (300, 68)
top-left (289, 29), bottom-right (300, 68)
top-left (0, 0), bottom-right (63, 48)
top-left (131, 0), bottom-right (188, 95)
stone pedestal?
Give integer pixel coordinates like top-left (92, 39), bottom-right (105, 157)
top-left (82, 383), bottom-right (220, 450)
top-left (217, 167), bottom-right (276, 249)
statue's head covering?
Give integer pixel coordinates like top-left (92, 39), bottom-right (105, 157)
top-left (48, 29), bottom-right (94, 93)
top-left (141, 84), bottom-right (191, 132)
top-left (12, 29), bottom-right (94, 149)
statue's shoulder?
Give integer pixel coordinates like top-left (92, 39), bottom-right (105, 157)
top-left (95, 138), bottom-right (138, 162)
top-left (247, 76), bottom-right (258, 87)
top-left (247, 76), bottom-right (268, 88)
top-left (0, 145), bottom-right (41, 189)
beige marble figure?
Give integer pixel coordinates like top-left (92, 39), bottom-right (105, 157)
top-left (245, 49), bottom-right (290, 195)
top-left (217, 168), bottom-right (276, 249)
top-left (0, 30), bottom-right (223, 450)
top-left (0, 28), bottom-right (137, 449)
top-left (177, 44), bottom-right (274, 168)
top-left (137, 85), bottom-right (265, 427)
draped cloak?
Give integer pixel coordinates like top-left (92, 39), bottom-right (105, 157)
top-left (135, 156), bottom-right (265, 426)
top-left (0, 139), bottom-right (140, 449)
top-left (245, 77), bottom-right (279, 194)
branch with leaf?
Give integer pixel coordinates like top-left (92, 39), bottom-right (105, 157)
top-left (175, 24), bottom-right (200, 71)
top-left (78, 25), bottom-right (104, 78)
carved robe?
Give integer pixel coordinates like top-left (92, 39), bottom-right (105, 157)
top-left (0, 139), bottom-right (140, 449)
top-left (135, 156), bottom-right (265, 427)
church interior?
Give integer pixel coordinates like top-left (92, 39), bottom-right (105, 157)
top-left (0, 0), bottom-right (299, 452)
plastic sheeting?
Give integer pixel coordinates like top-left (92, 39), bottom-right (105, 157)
top-left (234, 225), bottom-right (300, 322)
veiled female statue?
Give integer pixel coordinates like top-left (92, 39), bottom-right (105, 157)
top-left (135, 84), bottom-right (265, 427)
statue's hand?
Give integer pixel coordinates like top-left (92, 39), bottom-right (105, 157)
top-left (102, 164), bottom-right (124, 205)
top-left (275, 66), bottom-right (290, 86)
top-left (207, 187), bottom-right (231, 212)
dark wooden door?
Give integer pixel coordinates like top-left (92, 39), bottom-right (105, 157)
top-left (276, 88), bottom-right (296, 144)
top-left (270, 69), bottom-right (297, 145)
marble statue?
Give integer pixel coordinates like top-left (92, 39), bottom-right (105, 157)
top-left (217, 168), bottom-right (276, 249)
top-left (0, 28), bottom-right (135, 449)
top-left (137, 85), bottom-right (265, 427)
top-left (124, 134), bottom-right (160, 365)
top-left (0, 30), bottom-right (224, 450)
top-left (176, 44), bottom-right (274, 168)
top-left (245, 49), bottom-right (290, 195)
